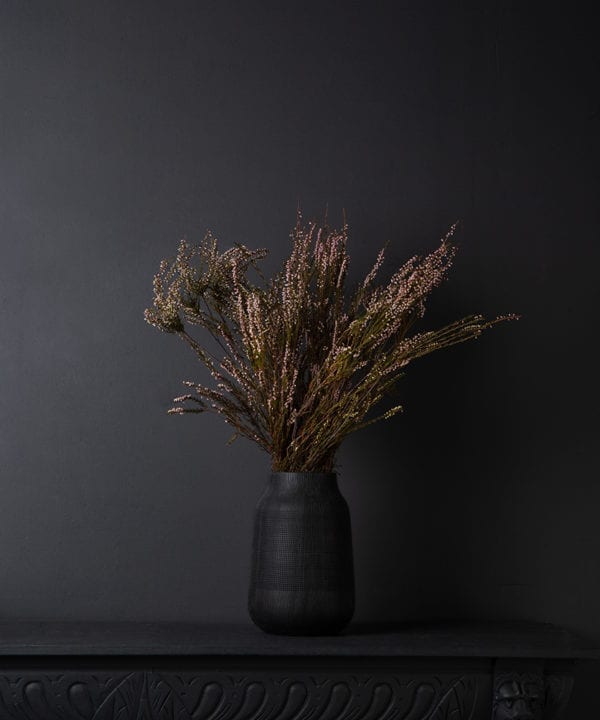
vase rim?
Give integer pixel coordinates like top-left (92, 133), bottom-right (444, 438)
top-left (270, 471), bottom-right (337, 479)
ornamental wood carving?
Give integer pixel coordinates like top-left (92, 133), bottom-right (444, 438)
top-left (0, 672), bottom-right (480, 720)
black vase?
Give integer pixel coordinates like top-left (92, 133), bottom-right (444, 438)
top-left (248, 472), bottom-right (355, 636)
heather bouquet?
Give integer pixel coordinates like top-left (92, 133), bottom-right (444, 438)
top-left (145, 214), bottom-right (514, 473)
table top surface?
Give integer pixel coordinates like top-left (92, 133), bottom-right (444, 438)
top-left (0, 621), bottom-right (597, 658)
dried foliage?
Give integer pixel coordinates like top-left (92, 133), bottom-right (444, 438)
top-left (145, 214), bottom-right (516, 472)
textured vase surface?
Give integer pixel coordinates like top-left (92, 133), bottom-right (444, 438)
top-left (248, 472), bottom-right (355, 636)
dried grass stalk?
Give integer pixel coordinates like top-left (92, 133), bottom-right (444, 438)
top-left (145, 213), bottom-right (516, 472)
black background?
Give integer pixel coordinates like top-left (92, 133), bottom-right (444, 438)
top-left (1, 1), bottom-right (598, 713)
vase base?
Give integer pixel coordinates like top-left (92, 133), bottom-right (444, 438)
top-left (249, 587), bottom-right (354, 636)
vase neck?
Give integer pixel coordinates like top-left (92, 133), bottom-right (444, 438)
top-left (269, 472), bottom-right (338, 494)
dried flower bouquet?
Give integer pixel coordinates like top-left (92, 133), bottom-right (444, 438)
top-left (145, 214), bottom-right (515, 473)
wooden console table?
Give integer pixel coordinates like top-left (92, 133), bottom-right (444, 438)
top-left (0, 621), bottom-right (595, 719)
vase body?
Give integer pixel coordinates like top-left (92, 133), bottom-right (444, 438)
top-left (248, 472), bottom-right (354, 636)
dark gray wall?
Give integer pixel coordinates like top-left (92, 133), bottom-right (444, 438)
top-left (1, 0), bottom-right (598, 713)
